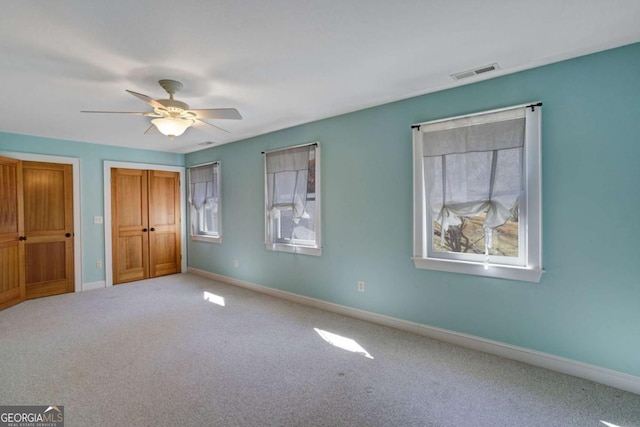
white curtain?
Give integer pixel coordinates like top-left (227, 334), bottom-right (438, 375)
top-left (189, 163), bottom-right (218, 235)
top-left (265, 145), bottom-right (311, 244)
top-left (421, 107), bottom-right (525, 249)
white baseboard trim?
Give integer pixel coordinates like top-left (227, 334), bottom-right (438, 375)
top-left (82, 281), bottom-right (106, 292)
top-left (188, 267), bottom-right (640, 395)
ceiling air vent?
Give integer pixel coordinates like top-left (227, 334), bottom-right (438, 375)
top-left (198, 141), bottom-right (215, 146)
top-left (451, 63), bottom-right (500, 81)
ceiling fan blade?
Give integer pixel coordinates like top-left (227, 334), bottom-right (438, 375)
top-left (125, 90), bottom-right (165, 110)
top-left (189, 108), bottom-right (242, 120)
top-left (144, 124), bottom-right (160, 135)
top-left (193, 118), bottom-right (231, 134)
top-left (81, 110), bottom-right (149, 115)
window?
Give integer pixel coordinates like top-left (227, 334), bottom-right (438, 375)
top-left (264, 143), bottom-right (321, 256)
top-left (412, 103), bottom-right (542, 282)
top-left (188, 162), bottom-right (221, 243)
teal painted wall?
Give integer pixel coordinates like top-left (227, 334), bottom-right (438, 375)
top-left (186, 43), bottom-right (640, 377)
top-left (0, 133), bottom-right (184, 284)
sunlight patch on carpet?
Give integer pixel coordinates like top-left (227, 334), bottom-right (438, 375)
top-left (600, 421), bottom-right (621, 427)
top-left (204, 291), bottom-right (225, 306)
top-left (314, 328), bottom-right (373, 359)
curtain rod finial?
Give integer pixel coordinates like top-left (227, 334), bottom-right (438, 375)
top-left (527, 102), bottom-right (543, 112)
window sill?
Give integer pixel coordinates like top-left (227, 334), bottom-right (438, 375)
top-left (265, 243), bottom-right (322, 256)
top-left (191, 235), bottom-right (222, 244)
top-left (412, 257), bottom-right (543, 283)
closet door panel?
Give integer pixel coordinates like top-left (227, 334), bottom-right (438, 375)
top-left (0, 157), bottom-right (25, 310)
top-left (112, 169), bottom-right (149, 284)
top-left (148, 170), bottom-right (181, 277)
top-left (22, 162), bottom-right (73, 299)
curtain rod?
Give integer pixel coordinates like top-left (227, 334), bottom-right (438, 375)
top-left (188, 160), bottom-right (219, 169)
top-left (262, 142), bottom-right (318, 155)
top-left (411, 102), bottom-right (543, 131)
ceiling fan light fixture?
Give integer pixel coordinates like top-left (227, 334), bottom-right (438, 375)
top-left (82, 79), bottom-right (242, 139)
top-left (151, 117), bottom-right (194, 140)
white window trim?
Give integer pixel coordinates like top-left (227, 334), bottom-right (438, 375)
top-left (264, 142), bottom-right (322, 256)
top-left (412, 103), bottom-right (543, 282)
top-left (189, 161), bottom-right (222, 244)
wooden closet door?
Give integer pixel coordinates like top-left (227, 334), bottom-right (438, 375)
top-left (148, 170), bottom-right (181, 277)
top-left (112, 168), bottom-right (149, 284)
top-left (23, 161), bottom-right (74, 299)
top-left (0, 157), bottom-right (25, 310)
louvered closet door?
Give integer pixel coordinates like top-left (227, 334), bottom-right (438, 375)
top-left (23, 161), bottom-right (74, 299)
top-left (111, 168), bottom-right (181, 285)
top-left (0, 156), bottom-right (25, 310)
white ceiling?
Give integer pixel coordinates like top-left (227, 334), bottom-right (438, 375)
top-left (1, 1), bottom-right (639, 153)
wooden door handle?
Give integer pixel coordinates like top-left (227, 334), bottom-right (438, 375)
top-left (19, 236), bottom-right (27, 241)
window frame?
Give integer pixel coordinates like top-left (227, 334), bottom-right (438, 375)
top-left (264, 142), bottom-right (322, 256)
top-left (412, 103), bottom-right (543, 282)
top-left (188, 161), bottom-right (222, 244)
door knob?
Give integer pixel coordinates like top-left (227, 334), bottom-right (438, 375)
top-left (142, 228), bottom-right (148, 232)
top-left (19, 236), bottom-right (27, 241)
top-left (65, 233), bottom-right (72, 237)
top-left (150, 227), bottom-right (155, 232)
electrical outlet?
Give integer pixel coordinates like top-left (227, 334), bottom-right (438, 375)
top-left (358, 281), bottom-right (365, 292)
top-left (96, 260), bottom-right (103, 268)
top-left (94, 216), bottom-right (103, 224)
top-left (234, 259), bottom-right (239, 268)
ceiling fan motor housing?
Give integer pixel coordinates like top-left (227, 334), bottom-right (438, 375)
top-left (157, 99), bottom-right (190, 114)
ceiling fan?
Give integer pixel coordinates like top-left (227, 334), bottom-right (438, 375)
top-left (82, 79), bottom-right (242, 140)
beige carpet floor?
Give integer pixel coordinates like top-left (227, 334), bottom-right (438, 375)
top-left (1, 273), bottom-right (639, 426)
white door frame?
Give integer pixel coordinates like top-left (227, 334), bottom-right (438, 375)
top-left (0, 151), bottom-right (83, 293)
top-left (104, 161), bottom-right (186, 287)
